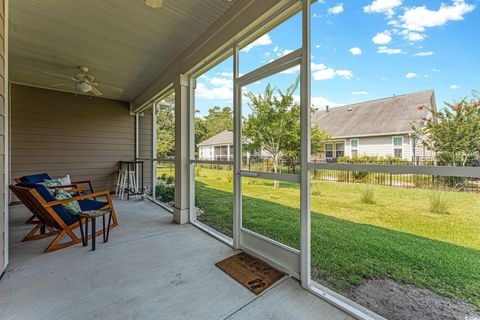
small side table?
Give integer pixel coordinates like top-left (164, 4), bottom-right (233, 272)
top-left (78, 209), bottom-right (112, 251)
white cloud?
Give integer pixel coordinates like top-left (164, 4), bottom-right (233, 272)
top-left (364, 0), bottom-right (402, 17)
top-left (311, 96), bottom-right (338, 108)
top-left (372, 31), bottom-right (392, 44)
top-left (328, 3), bottom-right (344, 14)
top-left (352, 91), bottom-right (369, 95)
top-left (219, 72), bottom-right (233, 78)
top-left (400, 0), bottom-right (475, 32)
top-left (335, 69), bottom-right (353, 79)
top-left (209, 77), bottom-right (233, 88)
top-left (402, 31), bottom-right (426, 41)
top-left (377, 46), bottom-right (404, 54)
top-left (242, 33), bottom-right (272, 52)
top-left (313, 68), bottom-right (336, 80)
top-left (282, 49), bottom-right (293, 56)
top-left (349, 47), bottom-right (362, 55)
top-left (195, 82), bottom-right (232, 101)
top-left (405, 72), bottom-right (417, 78)
top-left (450, 84), bottom-right (460, 89)
top-left (413, 51), bottom-right (434, 56)
top-left (311, 63), bottom-right (353, 80)
top-left (315, 44), bottom-right (321, 49)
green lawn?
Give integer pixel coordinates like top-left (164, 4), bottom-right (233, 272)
top-left (158, 166), bottom-right (480, 308)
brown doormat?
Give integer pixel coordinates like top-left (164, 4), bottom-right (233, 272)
top-left (215, 252), bottom-right (285, 295)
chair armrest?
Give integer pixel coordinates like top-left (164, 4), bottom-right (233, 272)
top-left (44, 191), bottom-right (112, 207)
top-left (71, 180), bottom-right (94, 190)
top-left (47, 184), bottom-right (78, 189)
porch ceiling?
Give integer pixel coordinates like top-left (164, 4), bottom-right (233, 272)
top-left (9, 0), bottom-right (235, 101)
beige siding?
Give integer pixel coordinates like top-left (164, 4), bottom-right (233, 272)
top-left (11, 84), bottom-right (135, 194)
top-left (137, 108), bottom-right (153, 191)
top-left (347, 135), bottom-right (411, 160)
top-left (1, 0), bottom-right (7, 272)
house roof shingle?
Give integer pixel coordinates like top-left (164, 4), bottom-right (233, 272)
top-left (197, 130), bottom-right (233, 147)
top-left (312, 89), bottom-right (435, 138)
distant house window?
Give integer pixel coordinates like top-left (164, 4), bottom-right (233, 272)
top-left (350, 139), bottom-right (359, 157)
top-left (335, 142), bottom-right (345, 158)
top-left (325, 143), bottom-right (333, 159)
top-left (393, 136), bottom-right (403, 158)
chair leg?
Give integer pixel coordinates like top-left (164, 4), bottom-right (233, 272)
top-left (79, 217), bottom-right (86, 246)
top-left (90, 218), bottom-right (96, 251)
top-left (23, 224), bottom-right (58, 242)
top-left (45, 228), bottom-right (81, 252)
top-left (25, 215), bottom-right (39, 225)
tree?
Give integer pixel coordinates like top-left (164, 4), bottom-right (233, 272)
top-left (204, 106), bottom-right (233, 137)
top-left (243, 80), bottom-right (329, 186)
top-left (414, 92), bottom-right (480, 167)
top-left (156, 96), bottom-right (175, 159)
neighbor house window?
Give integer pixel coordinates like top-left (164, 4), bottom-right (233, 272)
top-left (325, 143), bottom-right (333, 160)
top-left (393, 136), bottom-right (403, 158)
top-left (350, 139), bottom-right (359, 157)
top-left (335, 142), bottom-right (345, 158)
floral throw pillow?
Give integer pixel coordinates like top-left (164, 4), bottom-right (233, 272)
top-left (54, 188), bottom-right (81, 215)
top-left (39, 179), bottom-right (62, 195)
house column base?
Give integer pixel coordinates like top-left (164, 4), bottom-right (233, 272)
top-left (173, 207), bottom-right (189, 225)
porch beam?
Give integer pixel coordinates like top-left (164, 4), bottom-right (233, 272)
top-left (173, 74), bottom-right (191, 224)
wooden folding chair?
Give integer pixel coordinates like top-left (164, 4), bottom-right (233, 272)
top-left (10, 184), bottom-right (118, 252)
top-left (15, 174), bottom-right (96, 225)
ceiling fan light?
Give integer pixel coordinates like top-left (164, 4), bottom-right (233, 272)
top-left (146, 0), bottom-right (163, 8)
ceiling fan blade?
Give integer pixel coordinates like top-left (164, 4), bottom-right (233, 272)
top-left (90, 86), bottom-right (103, 96)
top-left (146, 0), bottom-right (163, 8)
top-left (42, 71), bottom-right (76, 81)
top-left (51, 83), bottom-right (72, 87)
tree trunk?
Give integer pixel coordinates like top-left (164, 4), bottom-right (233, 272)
top-left (273, 153), bottom-right (280, 188)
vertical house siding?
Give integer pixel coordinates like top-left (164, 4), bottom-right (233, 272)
top-left (0, 0), bottom-right (7, 272)
top-left (11, 84), bottom-right (138, 193)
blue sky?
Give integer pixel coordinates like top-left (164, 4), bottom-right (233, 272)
top-left (195, 0), bottom-right (479, 116)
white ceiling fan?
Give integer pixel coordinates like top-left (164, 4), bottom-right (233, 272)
top-left (43, 66), bottom-right (122, 97)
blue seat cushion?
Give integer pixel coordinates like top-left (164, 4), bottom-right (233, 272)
top-left (78, 199), bottom-right (108, 211)
top-left (20, 173), bottom-right (52, 184)
top-left (18, 182), bottom-right (78, 226)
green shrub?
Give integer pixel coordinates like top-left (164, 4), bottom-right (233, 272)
top-left (155, 184), bottom-right (175, 203)
top-left (353, 171), bottom-right (369, 182)
top-left (166, 176), bottom-right (174, 185)
top-left (360, 186), bottom-right (375, 204)
top-left (429, 189), bottom-right (449, 214)
top-left (160, 173), bottom-right (167, 181)
top-left (338, 155), bottom-right (410, 165)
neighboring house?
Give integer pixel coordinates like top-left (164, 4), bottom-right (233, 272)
top-left (198, 90), bottom-right (436, 163)
top-left (312, 89), bottom-right (436, 162)
top-left (198, 130), bottom-right (269, 161)
top-left (198, 130), bottom-right (234, 161)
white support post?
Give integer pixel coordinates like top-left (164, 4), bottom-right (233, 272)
top-left (189, 77), bottom-right (196, 223)
top-left (233, 45), bottom-right (242, 249)
top-left (152, 103), bottom-right (157, 198)
top-left (173, 74), bottom-right (191, 224)
top-left (300, 0), bottom-right (311, 289)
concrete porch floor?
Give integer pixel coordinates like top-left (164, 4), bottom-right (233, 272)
top-left (0, 199), bottom-right (353, 320)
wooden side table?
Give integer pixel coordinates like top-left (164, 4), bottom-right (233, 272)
top-left (78, 209), bottom-right (112, 251)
